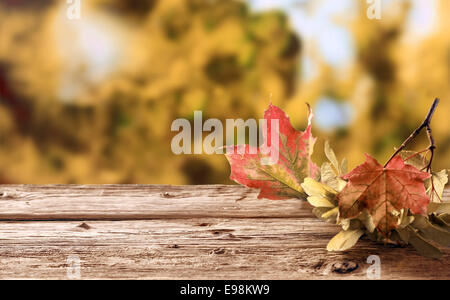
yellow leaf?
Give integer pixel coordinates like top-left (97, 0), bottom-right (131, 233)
top-left (321, 163), bottom-right (347, 192)
top-left (307, 196), bottom-right (335, 208)
top-left (427, 169), bottom-right (448, 203)
top-left (301, 177), bottom-right (337, 198)
top-left (327, 229), bottom-right (364, 251)
top-left (322, 207), bottom-right (339, 219)
top-left (324, 140), bottom-right (340, 174)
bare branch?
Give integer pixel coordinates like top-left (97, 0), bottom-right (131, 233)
top-left (384, 98), bottom-right (439, 167)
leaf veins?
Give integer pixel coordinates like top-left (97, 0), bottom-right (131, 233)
top-left (337, 154), bottom-right (431, 235)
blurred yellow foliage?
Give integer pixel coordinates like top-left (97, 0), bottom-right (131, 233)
top-left (0, 0), bottom-right (448, 184)
top-left (0, 0), bottom-right (300, 184)
top-left (287, 0), bottom-right (450, 172)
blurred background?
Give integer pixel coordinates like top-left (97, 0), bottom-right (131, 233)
top-left (0, 0), bottom-right (448, 184)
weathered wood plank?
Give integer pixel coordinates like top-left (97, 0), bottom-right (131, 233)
top-left (1, 185), bottom-right (447, 220)
top-left (0, 185), bottom-right (448, 279)
top-left (0, 219), bottom-right (448, 280)
top-left (0, 185), bottom-right (312, 220)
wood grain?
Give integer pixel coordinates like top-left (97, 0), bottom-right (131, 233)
top-left (0, 185), bottom-right (448, 279)
top-left (0, 185), bottom-right (308, 220)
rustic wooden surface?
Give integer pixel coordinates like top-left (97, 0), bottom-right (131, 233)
top-left (0, 184), bottom-right (448, 280)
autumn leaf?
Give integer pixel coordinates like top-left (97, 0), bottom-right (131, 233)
top-left (321, 141), bottom-right (347, 191)
top-left (224, 103), bottom-right (319, 200)
top-left (327, 229), bottom-right (364, 251)
top-left (302, 177), bottom-right (337, 208)
top-left (301, 142), bottom-right (346, 224)
top-left (337, 154), bottom-right (431, 235)
top-left (396, 226), bottom-right (443, 259)
top-left (400, 150), bottom-right (448, 203)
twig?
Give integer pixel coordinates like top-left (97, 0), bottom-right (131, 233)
top-left (384, 98), bottom-right (439, 167)
top-left (425, 124), bottom-right (435, 172)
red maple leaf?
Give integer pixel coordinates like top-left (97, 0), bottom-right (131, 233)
top-left (225, 104), bottom-right (319, 200)
top-left (337, 154), bottom-right (431, 235)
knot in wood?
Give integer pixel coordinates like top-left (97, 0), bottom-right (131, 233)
top-left (331, 261), bottom-right (359, 274)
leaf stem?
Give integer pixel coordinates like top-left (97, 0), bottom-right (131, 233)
top-left (384, 98), bottom-right (439, 168)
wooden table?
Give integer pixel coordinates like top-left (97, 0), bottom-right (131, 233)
top-left (0, 185), bottom-right (448, 279)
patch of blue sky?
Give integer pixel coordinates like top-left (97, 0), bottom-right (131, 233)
top-left (247, 0), bottom-right (437, 130)
top-left (301, 56), bottom-right (318, 80)
top-left (407, 0), bottom-right (437, 38)
top-left (314, 97), bottom-right (354, 131)
top-left (248, 0), bottom-right (355, 128)
top-left (248, 0), bottom-right (356, 70)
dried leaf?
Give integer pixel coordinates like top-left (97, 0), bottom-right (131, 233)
top-left (400, 150), bottom-right (428, 170)
top-left (313, 207), bottom-right (338, 223)
top-left (306, 195), bottom-right (336, 208)
top-left (400, 151), bottom-right (448, 203)
top-left (324, 140), bottom-right (340, 174)
top-left (320, 163), bottom-right (347, 192)
top-left (428, 203), bottom-right (450, 215)
top-left (396, 228), bottom-right (411, 243)
top-left (430, 214), bottom-right (450, 230)
top-left (405, 226), bottom-right (443, 259)
top-left (320, 142), bottom-right (347, 191)
top-left (398, 209), bottom-right (414, 228)
top-left (327, 229), bottom-right (364, 251)
top-left (225, 104), bottom-right (319, 200)
top-left (358, 209), bottom-right (376, 233)
top-left (412, 215), bottom-right (450, 247)
top-left (338, 155), bottom-right (431, 235)
top-left (322, 207), bottom-right (339, 219)
top-left (302, 177), bottom-right (336, 198)
top-left (427, 169), bottom-right (448, 203)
